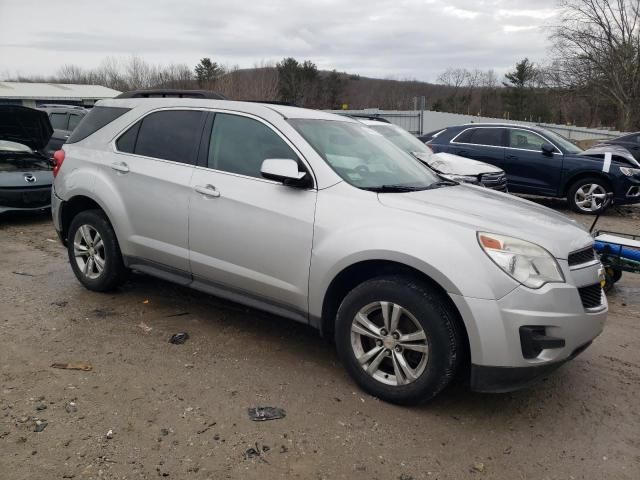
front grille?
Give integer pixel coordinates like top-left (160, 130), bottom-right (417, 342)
top-left (0, 186), bottom-right (51, 208)
top-left (480, 172), bottom-right (508, 191)
top-left (568, 247), bottom-right (597, 266)
top-left (578, 284), bottom-right (603, 309)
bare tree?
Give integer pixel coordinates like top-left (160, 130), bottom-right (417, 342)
top-left (550, 0), bottom-right (640, 130)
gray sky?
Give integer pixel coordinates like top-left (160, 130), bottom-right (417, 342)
top-left (0, 0), bottom-right (559, 82)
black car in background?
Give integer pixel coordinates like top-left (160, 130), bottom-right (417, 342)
top-left (37, 105), bottom-right (87, 157)
top-left (423, 123), bottom-right (640, 214)
top-left (595, 132), bottom-right (640, 161)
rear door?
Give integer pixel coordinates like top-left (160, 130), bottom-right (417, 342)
top-left (501, 128), bottom-right (563, 195)
top-left (448, 127), bottom-right (506, 169)
top-left (188, 111), bottom-right (316, 317)
top-left (110, 109), bottom-right (207, 273)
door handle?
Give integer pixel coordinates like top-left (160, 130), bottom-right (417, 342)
top-left (457, 150), bottom-right (469, 156)
top-left (110, 162), bottom-right (129, 173)
top-left (505, 154), bottom-right (518, 160)
top-left (194, 184), bottom-right (221, 198)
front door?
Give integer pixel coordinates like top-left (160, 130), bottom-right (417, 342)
top-left (188, 112), bottom-right (316, 317)
top-left (502, 128), bottom-right (563, 196)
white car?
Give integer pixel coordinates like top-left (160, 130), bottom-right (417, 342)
top-left (356, 117), bottom-right (508, 191)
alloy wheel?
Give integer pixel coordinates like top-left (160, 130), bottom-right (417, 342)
top-left (73, 224), bottom-right (106, 280)
top-left (574, 183), bottom-right (607, 212)
top-left (350, 301), bottom-right (429, 386)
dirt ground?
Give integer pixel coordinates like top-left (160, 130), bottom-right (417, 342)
top-left (1, 200), bottom-right (639, 480)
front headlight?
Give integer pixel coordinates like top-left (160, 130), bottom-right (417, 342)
top-left (477, 232), bottom-right (565, 289)
top-left (442, 174), bottom-right (479, 184)
top-left (620, 166), bottom-right (640, 176)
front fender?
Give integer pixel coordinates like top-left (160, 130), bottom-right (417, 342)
top-left (307, 185), bottom-right (519, 319)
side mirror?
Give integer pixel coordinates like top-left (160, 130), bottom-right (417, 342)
top-left (541, 143), bottom-right (555, 156)
top-left (260, 158), bottom-right (308, 186)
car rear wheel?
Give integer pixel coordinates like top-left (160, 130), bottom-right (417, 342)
top-left (67, 210), bottom-right (128, 291)
top-left (567, 178), bottom-right (610, 214)
top-left (335, 275), bottom-right (463, 404)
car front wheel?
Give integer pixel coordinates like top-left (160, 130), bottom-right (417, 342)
top-left (567, 177), bottom-right (610, 214)
top-left (335, 275), bottom-right (463, 404)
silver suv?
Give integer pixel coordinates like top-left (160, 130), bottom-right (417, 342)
top-left (52, 99), bottom-right (607, 404)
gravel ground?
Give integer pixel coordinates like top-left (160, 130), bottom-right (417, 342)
top-left (1, 201), bottom-right (639, 480)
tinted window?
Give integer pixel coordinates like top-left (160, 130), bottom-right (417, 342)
top-left (115, 121), bottom-right (141, 153)
top-left (135, 110), bottom-right (205, 164)
top-left (68, 114), bottom-right (83, 130)
top-left (208, 113), bottom-right (298, 178)
top-left (509, 129), bottom-right (547, 151)
top-left (67, 106), bottom-right (130, 143)
top-left (50, 113), bottom-right (68, 130)
top-left (454, 128), bottom-right (504, 146)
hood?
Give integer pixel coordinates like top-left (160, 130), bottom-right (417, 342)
top-left (580, 145), bottom-right (640, 167)
top-left (415, 152), bottom-right (503, 175)
top-left (0, 105), bottom-right (53, 151)
top-left (378, 184), bottom-right (592, 259)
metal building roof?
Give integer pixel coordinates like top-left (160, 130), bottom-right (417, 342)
top-left (0, 82), bottom-right (121, 100)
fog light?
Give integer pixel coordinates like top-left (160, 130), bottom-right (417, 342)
top-left (519, 326), bottom-right (566, 359)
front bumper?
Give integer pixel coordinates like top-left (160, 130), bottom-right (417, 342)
top-left (470, 341), bottom-right (592, 393)
top-left (614, 176), bottom-right (640, 205)
top-left (449, 260), bottom-right (607, 392)
top-left (0, 185), bottom-right (52, 213)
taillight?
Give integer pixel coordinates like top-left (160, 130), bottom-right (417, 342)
top-left (53, 150), bottom-right (65, 177)
top-left (425, 143), bottom-right (434, 152)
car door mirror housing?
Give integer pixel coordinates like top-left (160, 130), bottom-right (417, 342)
top-left (541, 143), bottom-right (556, 156)
top-left (261, 158), bottom-right (308, 186)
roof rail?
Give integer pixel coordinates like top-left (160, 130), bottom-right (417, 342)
top-left (343, 113), bottom-right (391, 123)
top-left (243, 100), bottom-right (297, 106)
top-left (115, 89), bottom-right (227, 100)
top-left (37, 104), bottom-right (87, 110)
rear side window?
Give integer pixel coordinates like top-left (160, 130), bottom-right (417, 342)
top-left (50, 113), bottom-right (68, 130)
top-left (207, 113), bottom-right (298, 178)
top-left (115, 121), bottom-right (140, 153)
top-left (454, 128), bottom-right (504, 147)
top-left (118, 110), bottom-right (205, 164)
top-left (67, 106), bottom-right (130, 143)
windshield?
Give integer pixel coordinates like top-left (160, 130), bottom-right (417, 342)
top-left (542, 129), bottom-right (583, 154)
top-left (368, 124), bottom-right (433, 157)
top-left (289, 119), bottom-right (442, 191)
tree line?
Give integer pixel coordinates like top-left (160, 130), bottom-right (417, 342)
top-left (4, 0), bottom-right (639, 131)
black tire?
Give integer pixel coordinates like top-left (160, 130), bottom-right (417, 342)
top-left (566, 177), bottom-right (611, 215)
top-left (335, 275), bottom-right (463, 405)
top-left (603, 267), bottom-right (622, 292)
top-left (608, 267), bottom-right (623, 283)
top-left (67, 209), bottom-right (128, 292)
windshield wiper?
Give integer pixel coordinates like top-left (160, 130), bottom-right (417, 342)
top-left (433, 179), bottom-right (458, 186)
top-left (362, 184), bottom-right (428, 193)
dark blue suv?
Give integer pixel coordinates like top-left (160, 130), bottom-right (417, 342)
top-left (422, 123), bottom-right (640, 214)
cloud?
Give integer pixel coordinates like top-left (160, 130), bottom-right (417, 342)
top-left (0, 0), bottom-right (560, 82)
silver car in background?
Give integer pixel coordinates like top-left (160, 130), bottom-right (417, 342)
top-left (51, 99), bottom-right (607, 404)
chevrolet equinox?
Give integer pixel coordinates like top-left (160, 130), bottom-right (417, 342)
top-left (51, 99), bottom-right (607, 404)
